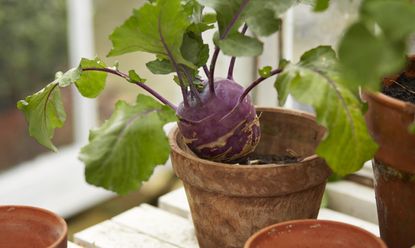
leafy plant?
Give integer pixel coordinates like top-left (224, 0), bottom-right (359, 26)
top-left (18, 0), bottom-right (415, 194)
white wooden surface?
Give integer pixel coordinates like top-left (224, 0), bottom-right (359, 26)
top-left (74, 186), bottom-right (379, 247)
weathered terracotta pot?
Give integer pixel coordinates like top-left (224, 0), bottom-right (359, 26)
top-left (364, 92), bottom-right (415, 173)
top-left (372, 160), bottom-right (415, 248)
top-left (364, 58), bottom-right (415, 248)
top-left (244, 219), bottom-right (387, 248)
top-left (170, 107), bottom-right (331, 248)
top-left (0, 206), bottom-right (67, 248)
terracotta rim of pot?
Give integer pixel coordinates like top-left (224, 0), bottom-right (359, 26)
top-left (363, 91), bottom-right (415, 114)
top-left (244, 219), bottom-right (387, 248)
top-left (0, 205), bottom-right (67, 248)
top-left (169, 107), bottom-right (331, 197)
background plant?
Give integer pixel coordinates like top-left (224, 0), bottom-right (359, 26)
top-left (17, 0), bottom-right (415, 194)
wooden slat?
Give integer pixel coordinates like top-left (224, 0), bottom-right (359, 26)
top-left (68, 241), bottom-right (83, 248)
top-left (112, 204), bottom-right (198, 248)
top-left (74, 220), bottom-right (178, 248)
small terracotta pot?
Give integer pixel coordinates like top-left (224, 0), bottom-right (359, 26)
top-left (0, 206), bottom-right (67, 248)
top-left (170, 107), bottom-right (331, 248)
top-left (244, 219), bottom-right (387, 248)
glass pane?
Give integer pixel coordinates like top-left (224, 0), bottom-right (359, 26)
top-left (93, 0), bottom-right (182, 121)
top-left (292, 0), bottom-right (361, 61)
top-left (0, 0), bottom-right (73, 172)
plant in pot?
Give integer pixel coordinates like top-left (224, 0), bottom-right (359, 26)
top-left (16, 0), bottom-right (415, 247)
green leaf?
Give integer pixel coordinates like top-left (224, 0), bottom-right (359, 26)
top-left (17, 83), bottom-right (66, 152)
top-left (146, 59), bottom-right (175, 75)
top-left (276, 46), bottom-right (378, 176)
top-left (198, 0), bottom-right (299, 37)
top-left (274, 59), bottom-right (291, 106)
top-left (314, 0), bottom-right (329, 12)
top-left (79, 94), bottom-right (177, 194)
top-left (128, 70), bottom-right (146, 83)
top-left (76, 58), bottom-right (107, 98)
top-left (181, 33), bottom-right (209, 67)
top-left (217, 32), bottom-right (263, 57)
top-left (244, 0), bottom-right (296, 36)
top-left (363, 0), bottom-right (415, 42)
top-left (197, 0), bottom-right (244, 37)
top-left (246, 11), bottom-right (281, 36)
top-left (258, 66), bottom-right (272, 78)
top-left (54, 68), bottom-right (81, 87)
top-left (338, 22), bottom-right (406, 92)
top-left (108, 0), bottom-right (194, 69)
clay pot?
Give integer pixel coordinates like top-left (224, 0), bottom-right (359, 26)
top-left (372, 160), bottom-right (415, 248)
top-left (169, 107), bottom-right (331, 248)
top-left (0, 206), bottom-right (67, 248)
top-left (244, 219), bottom-right (387, 248)
top-left (364, 92), bottom-right (415, 173)
top-left (363, 58), bottom-right (415, 248)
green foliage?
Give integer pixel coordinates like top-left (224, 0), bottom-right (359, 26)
top-left (17, 83), bottom-right (66, 152)
top-left (128, 70), bottom-right (147, 83)
top-left (108, 0), bottom-right (195, 69)
top-left (76, 58), bottom-right (108, 98)
top-left (146, 59), bottom-right (175, 75)
top-left (217, 33), bottom-right (263, 57)
top-left (18, 58), bottom-right (109, 151)
top-left (79, 95), bottom-right (176, 194)
top-left (314, 0), bottom-right (330, 11)
top-left (339, 0), bottom-right (415, 92)
top-left (0, 0), bottom-right (67, 111)
top-left (258, 66), bottom-right (273, 78)
top-left (275, 46), bottom-right (378, 176)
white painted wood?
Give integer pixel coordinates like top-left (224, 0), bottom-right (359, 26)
top-left (74, 220), bottom-right (178, 248)
top-left (67, 0), bottom-right (98, 145)
top-left (158, 187), bottom-right (190, 219)
top-left (0, 146), bottom-right (113, 218)
top-left (326, 181), bottom-right (378, 224)
top-left (253, 34), bottom-right (279, 107)
top-left (112, 204), bottom-right (198, 248)
top-left (68, 241), bottom-right (83, 248)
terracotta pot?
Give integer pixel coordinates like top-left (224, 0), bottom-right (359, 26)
top-left (363, 58), bottom-right (415, 248)
top-left (169, 107), bottom-right (331, 248)
top-left (0, 206), bottom-right (67, 248)
top-left (372, 160), bottom-right (415, 248)
top-left (244, 219), bottom-right (387, 248)
top-left (363, 92), bottom-right (415, 173)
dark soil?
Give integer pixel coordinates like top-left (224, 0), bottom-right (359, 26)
top-left (382, 73), bottom-right (415, 104)
top-left (234, 154), bottom-right (301, 165)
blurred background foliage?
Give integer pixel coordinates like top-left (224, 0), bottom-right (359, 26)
top-left (0, 0), bottom-right (68, 111)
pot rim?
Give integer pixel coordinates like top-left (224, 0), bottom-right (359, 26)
top-left (244, 219), bottom-right (387, 248)
top-left (363, 91), bottom-right (415, 114)
top-left (169, 107), bottom-right (324, 170)
top-left (0, 205), bottom-right (67, 248)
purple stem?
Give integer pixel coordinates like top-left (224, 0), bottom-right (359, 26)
top-left (227, 24), bottom-right (248, 80)
top-left (239, 68), bottom-right (283, 103)
top-left (82, 67), bottom-right (177, 110)
top-left (209, 0), bottom-right (251, 94)
top-left (181, 66), bottom-right (202, 104)
top-left (158, 15), bottom-right (189, 107)
top-left (203, 65), bottom-right (210, 79)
